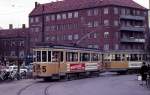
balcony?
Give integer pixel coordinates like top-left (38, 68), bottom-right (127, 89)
top-left (120, 26), bottom-right (145, 32)
top-left (121, 37), bottom-right (145, 43)
top-left (120, 15), bottom-right (145, 21)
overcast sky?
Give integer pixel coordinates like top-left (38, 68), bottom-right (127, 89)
top-left (0, 0), bottom-right (149, 29)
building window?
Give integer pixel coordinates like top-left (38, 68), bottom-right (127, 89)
top-left (94, 45), bottom-right (99, 49)
top-left (11, 51), bottom-right (16, 56)
top-left (136, 10), bottom-right (140, 15)
top-left (51, 15), bottom-right (55, 21)
top-left (104, 7), bottom-right (109, 14)
top-left (19, 51), bottom-right (24, 58)
top-left (74, 34), bottom-right (79, 40)
top-left (62, 13), bottom-right (67, 19)
top-left (35, 17), bottom-right (39, 22)
top-left (51, 25), bottom-right (56, 31)
top-left (68, 35), bottom-right (73, 40)
top-left (68, 13), bottom-right (73, 18)
top-left (20, 41), bottom-right (24, 46)
top-left (87, 22), bottom-right (93, 27)
top-left (114, 7), bottom-right (118, 14)
top-left (88, 45), bottom-right (93, 48)
top-left (93, 33), bottom-right (97, 38)
top-left (114, 20), bottom-right (119, 26)
top-left (30, 18), bottom-right (34, 23)
top-left (104, 32), bottom-right (109, 38)
top-left (46, 15), bottom-right (50, 22)
top-left (51, 36), bottom-right (56, 41)
top-left (87, 10), bottom-right (92, 16)
top-left (94, 21), bottom-right (99, 27)
top-left (104, 20), bottom-right (109, 26)
top-left (94, 9), bottom-right (98, 15)
top-left (74, 12), bottom-right (79, 18)
top-left (121, 8), bottom-right (125, 15)
top-left (126, 9), bottom-right (130, 15)
top-left (115, 44), bottom-right (119, 50)
top-left (35, 27), bottom-right (40, 32)
top-left (46, 37), bottom-right (50, 41)
top-left (57, 14), bottom-right (61, 20)
top-left (104, 44), bottom-right (109, 50)
top-left (45, 26), bottom-right (50, 31)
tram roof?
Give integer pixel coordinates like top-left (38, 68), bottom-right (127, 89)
top-left (34, 44), bottom-right (102, 52)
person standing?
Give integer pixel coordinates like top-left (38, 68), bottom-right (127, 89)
top-left (139, 62), bottom-right (148, 85)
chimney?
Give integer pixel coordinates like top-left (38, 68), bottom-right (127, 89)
top-left (22, 24), bottom-right (26, 29)
top-left (35, 2), bottom-right (39, 8)
top-left (9, 24), bottom-right (13, 29)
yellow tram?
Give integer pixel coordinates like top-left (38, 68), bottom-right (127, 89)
top-left (103, 51), bottom-right (148, 74)
top-left (32, 45), bottom-right (102, 80)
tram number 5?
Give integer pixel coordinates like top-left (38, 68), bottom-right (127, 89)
top-left (42, 66), bottom-right (47, 73)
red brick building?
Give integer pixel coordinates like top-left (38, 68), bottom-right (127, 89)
top-left (0, 25), bottom-right (30, 64)
top-left (29, 0), bottom-right (149, 52)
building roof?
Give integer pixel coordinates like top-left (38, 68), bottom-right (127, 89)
top-left (29, 0), bottom-right (147, 16)
top-left (0, 28), bottom-right (29, 38)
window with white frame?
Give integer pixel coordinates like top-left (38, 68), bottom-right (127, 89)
top-left (11, 51), bottom-right (16, 56)
top-left (74, 34), bottom-right (79, 40)
top-left (114, 20), bottom-right (119, 26)
top-left (62, 13), bottom-right (67, 19)
top-left (115, 44), bottom-right (119, 50)
top-left (35, 27), bottom-right (40, 32)
top-left (87, 22), bottom-right (93, 27)
top-left (104, 44), bottom-right (109, 50)
top-left (57, 14), bottom-right (61, 20)
top-left (46, 15), bottom-right (50, 22)
top-left (114, 7), bottom-right (118, 14)
top-left (35, 17), bottom-right (39, 22)
top-left (93, 33), bottom-right (97, 38)
top-left (68, 13), bottom-right (73, 18)
top-left (88, 45), bottom-right (93, 48)
top-left (19, 51), bottom-right (24, 58)
top-left (20, 41), bottom-right (24, 46)
top-left (74, 12), bottom-right (79, 18)
top-left (45, 26), bottom-right (50, 31)
top-left (104, 7), bottom-right (109, 14)
top-left (94, 9), bottom-right (98, 15)
top-left (51, 15), bottom-right (55, 21)
top-left (94, 21), bottom-right (99, 27)
top-left (51, 36), bottom-right (56, 41)
top-left (121, 8), bottom-right (125, 15)
top-left (68, 35), bottom-right (73, 40)
top-left (94, 45), bottom-right (99, 49)
top-left (104, 20), bottom-right (109, 26)
top-left (87, 10), bottom-right (92, 16)
top-left (30, 18), bottom-right (34, 23)
top-left (104, 32), bottom-right (109, 38)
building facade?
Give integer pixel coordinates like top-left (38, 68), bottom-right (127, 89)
top-left (29, 0), bottom-right (149, 52)
top-left (0, 25), bottom-right (30, 65)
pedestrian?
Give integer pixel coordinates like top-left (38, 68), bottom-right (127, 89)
top-left (139, 62), bottom-right (148, 85)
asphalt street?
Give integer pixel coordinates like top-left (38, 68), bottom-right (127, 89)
top-left (0, 73), bottom-right (149, 95)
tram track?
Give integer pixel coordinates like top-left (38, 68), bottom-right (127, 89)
top-left (17, 82), bottom-right (36, 95)
top-left (16, 80), bottom-right (58, 95)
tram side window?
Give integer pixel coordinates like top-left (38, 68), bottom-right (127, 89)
top-left (115, 54), bottom-right (121, 61)
top-left (48, 51), bottom-right (51, 62)
top-left (66, 52), bottom-right (78, 62)
top-left (91, 53), bottom-right (99, 61)
top-left (52, 51), bottom-right (63, 62)
top-left (130, 54), bottom-right (138, 61)
top-left (33, 51), bottom-right (36, 62)
top-left (80, 53), bottom-right (90, 62)
top-left (42, 51), bottom-right (47, 62)
top-left (37, 51), bottom-right (41, 62)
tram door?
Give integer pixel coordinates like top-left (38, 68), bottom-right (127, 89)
top-left (51, 51), bottom-right (63, 75)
